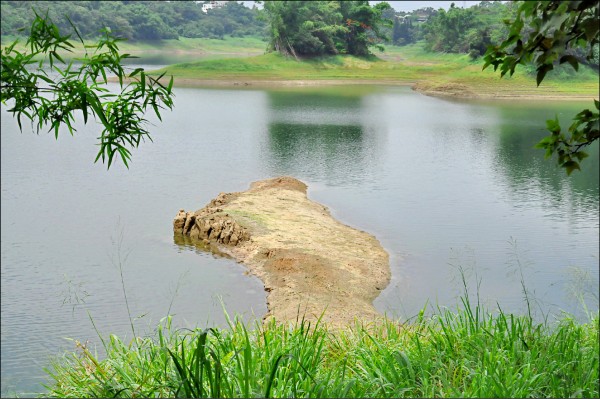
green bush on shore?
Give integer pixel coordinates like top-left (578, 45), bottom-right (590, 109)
top-left (45, 298), bottom-right (599, 398)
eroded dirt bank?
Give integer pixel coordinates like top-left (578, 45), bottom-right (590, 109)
top-left (412, 81), bottom-right (598, 101)
top-left (174, 177), bottom-right (390, 328)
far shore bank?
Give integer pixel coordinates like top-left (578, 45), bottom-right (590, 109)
top-left (130, 74), bottom-right (599, 102)
top-left (5, 34), bottom-right (597, 102)
top-left (411, 80), bottom-right (599, 102)
top-left (167, 77), bottom-right (413, 88)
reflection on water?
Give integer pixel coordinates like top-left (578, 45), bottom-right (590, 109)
top-left (268, 123), bottom-right (367, 183)
top-left (173, 233), bottom-right (233, 259)
top-left (1, 84), bottom-right (598, 396)
top-left (495, 104), bottom-right (599, 211)
top-left (269, 90), bottom-right (364, 109)
top-left (264, 90), bottom-right (386, 185)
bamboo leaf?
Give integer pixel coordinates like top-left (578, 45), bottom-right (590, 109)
top-left (81, 94), bottom-right (88, 123)
top-left (117, 147), bottom-right (130, 168)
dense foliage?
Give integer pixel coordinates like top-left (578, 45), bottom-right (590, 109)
top-left (484, 0), bottom-right (599, 174)
top-left (46, 304), bottom-right (599, 398)
top-left (0, 1), bottom-right (266, 41)
top-left (262, 1), bottom-right (392, 58)
top-left (421, 1), bottom-right (513, 58)
top-left (0, 12), bottom-right (174, 169)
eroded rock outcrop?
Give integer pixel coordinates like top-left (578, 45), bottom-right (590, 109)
top-left (174, 176), bottom-right (391, 328)
top-left (174, 207), bottom-right (250, 246)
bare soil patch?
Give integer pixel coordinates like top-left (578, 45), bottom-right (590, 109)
top-left (412, 80), bottom-right (598, 101)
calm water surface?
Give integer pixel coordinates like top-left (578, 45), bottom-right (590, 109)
top-left (1, 83), bottom-right (598, 395)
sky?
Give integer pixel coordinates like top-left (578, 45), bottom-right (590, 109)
top-left (240, 1), bottom-right (484, 13)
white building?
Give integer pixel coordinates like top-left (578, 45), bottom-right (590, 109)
top-left (198, 1), bottom-right (227, 13)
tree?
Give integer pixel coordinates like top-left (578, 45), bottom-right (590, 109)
top-left (262, 1), bottom-right (345, 58)
top-left (422, 5), bottom-right (476, 53)
top-left (0, 1), bottom-right (266, 41)
top-left (261, 1), bottom-right (392, 58)
top-left (483, 0), bottom-right (599, 174)
top-left (1, 11), bottom-right (175, 169)
top-left (392, 17), bottom-right (415, 46)
top-left (339, 1), bottom-right (392, 56)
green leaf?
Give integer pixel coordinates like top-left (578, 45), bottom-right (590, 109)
top-left (2, 14), bottom-right (175, 170)
top-left (536, 64), bottom-right (553, 86)
top-left (155, 72), bottom-right (167, 88)
top-left (563, 160), bottom-right (580, 175)
top-left (81, 93), bottom-right (88, 123)
top-left (52, 50), bottom-right (65, 65)
top-left (152, 101), bottom-right (161, 121)
top-left (574, 151), bottom-right (589, 161)
top-left (37, 74), bottom-right (54, 84)
top-left (107, 146), bottom-right (115, 169)
top-left (140, 72), bottom-right (146, 96)
top-left (265, 355), bottom-right (289, 398)
top-left (129, 68), bottom-right (144, 78)
top-left (117, 146), bottom-right (131, 168)
top-left (559, 55), bottom-right (579, 72)
top-left (535, 135), bottom-right (554, 149)
top-left (87, 94), bottom-right (109, 127)
top-left (94, 147), bottom-right (105, 164)
top-left (580, 18), bottom-right (599, 41)
top-left (545, 117), bottom-right (561, 133)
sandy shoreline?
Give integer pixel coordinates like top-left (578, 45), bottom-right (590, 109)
top-left (136, 75), bottom-right (598, 101)
top-left (169, 77), bottom-right (414, 88)
top-left (174, 177), bottom-right (391, 329)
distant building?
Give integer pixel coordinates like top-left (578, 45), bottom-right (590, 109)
top-left (197, 1), bottom-right (227, 13)
top-left (396, 10), bottom-right (430, 24)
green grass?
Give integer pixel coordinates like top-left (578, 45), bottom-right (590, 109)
top-left (115, 36), bottom-right (267, 55)
top-left (0, 35), bottom-right (267, 62)
top-left (3, 34), bottom-right (596, 96)
top-left (156, 51), bottom-right (432, 82)
top-left (151, 42), bottom-right (598, 98)
top-left (45, 299), bottom-right (599, 398)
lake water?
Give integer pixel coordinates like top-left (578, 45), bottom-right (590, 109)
top-left (1, 82), bottom-right (598, 396)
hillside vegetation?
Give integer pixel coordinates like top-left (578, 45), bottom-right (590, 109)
top-left (0, 0), bottom-right (265, 40)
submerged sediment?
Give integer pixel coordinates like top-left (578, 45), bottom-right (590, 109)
top-left (174, 176), bottom-right (390, 328)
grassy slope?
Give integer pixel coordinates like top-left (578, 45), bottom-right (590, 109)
top-left (3, 34), bottom-right (596, 97)
top-left (0, 35), bottom-right (267, 59)
top-left (384, 44), bottom-right (600, 96)
top-left (153, 43), bottom-right (599, 98)
top-left (116, 36), bottom-right (267, 56)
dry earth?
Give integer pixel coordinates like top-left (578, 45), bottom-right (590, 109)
top-left (156, 77), bottom-right (413, 89)
top-left (174, 177), bottom-right (390, 328)
top-left (412, 80), bottom-right (598, 101)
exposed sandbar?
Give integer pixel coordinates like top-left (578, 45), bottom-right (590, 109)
top-left (174, 177), bottom-right (390, 328)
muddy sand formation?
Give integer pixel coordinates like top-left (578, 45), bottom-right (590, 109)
top-left (173, 177), bottom-right (390, 328)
